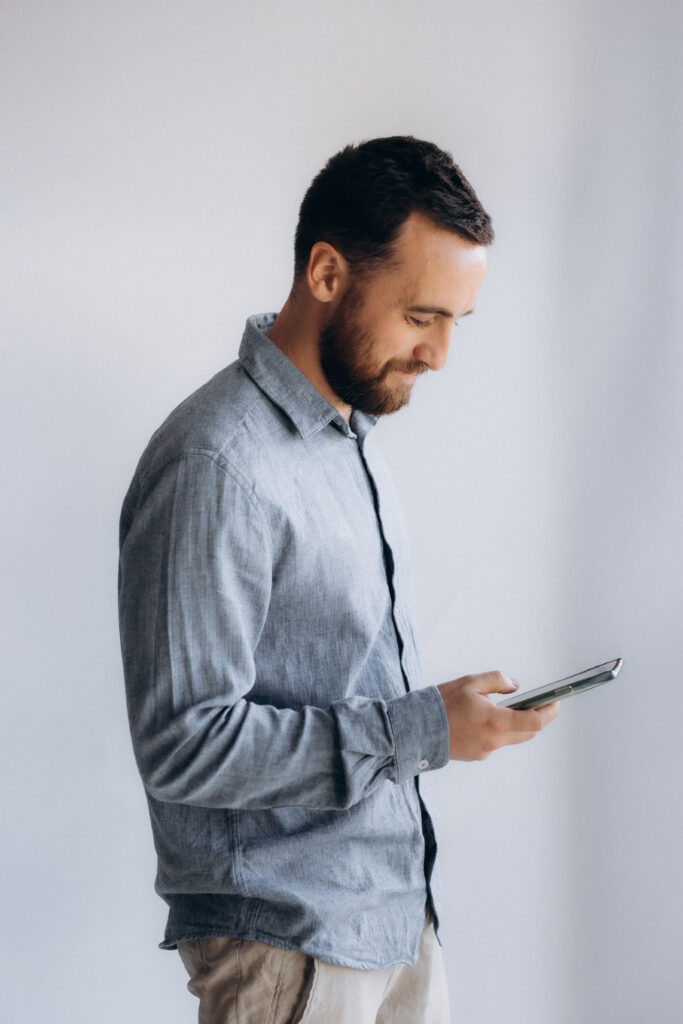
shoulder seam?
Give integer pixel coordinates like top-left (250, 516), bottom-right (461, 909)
top-left (137, 448), bottom-right (271, 551)
top-left (175, 449), bottom-right (264, 517)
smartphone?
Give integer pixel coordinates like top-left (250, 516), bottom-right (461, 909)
top-left (497, 658), bottom-right (623, 710)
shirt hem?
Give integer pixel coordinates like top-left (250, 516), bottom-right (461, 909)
top-left (161, 928), bottom-right (421, 970)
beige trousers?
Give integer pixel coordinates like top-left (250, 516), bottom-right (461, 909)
top-left (178, 916), bottom-right (450, 1023)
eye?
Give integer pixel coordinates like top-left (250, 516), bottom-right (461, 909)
top-left (408, 316), bottom-right (431, 329)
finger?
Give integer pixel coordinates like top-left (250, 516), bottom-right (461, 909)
top-left (500, 727), bottom-right (547, 746)
top-left (500, 701), bottom-right (559, 734)
top-left (497, 706), bottom-right (543, 732)
top-left (535, 700), bottom-right (560, 725)
top-left (473, 671), bottom-right (519, 696)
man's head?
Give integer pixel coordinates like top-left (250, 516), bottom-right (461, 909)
top-left (294, 136), bottom-right (494, 283)
top-left (317, 211), bottom-right (488, 415)
top-left (285, 137), bottom-right (493, 417)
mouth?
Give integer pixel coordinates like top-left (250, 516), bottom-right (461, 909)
top-left (385, 361), bottom-right (428, 383)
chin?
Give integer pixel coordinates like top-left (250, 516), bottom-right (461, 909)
top-left (363, 383), bottom-right (412, 417)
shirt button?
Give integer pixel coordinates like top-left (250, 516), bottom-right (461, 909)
top-left (418, 758), bottom-right (430, 771)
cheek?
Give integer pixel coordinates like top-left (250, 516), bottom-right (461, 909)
top-left (369, 318), bottom-right (413, 356)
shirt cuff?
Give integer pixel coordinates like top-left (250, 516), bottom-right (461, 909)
top-left (386, 686), bottom-right (450, 785)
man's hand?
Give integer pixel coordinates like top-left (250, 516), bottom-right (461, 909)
top-left (437, 671), bottom-right (559, 761)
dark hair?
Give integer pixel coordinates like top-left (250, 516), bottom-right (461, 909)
top-left (294, 136), bottom-right (494, 280)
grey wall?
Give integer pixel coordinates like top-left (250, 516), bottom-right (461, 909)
top-left (2, 2), bottom-right (681, 1021)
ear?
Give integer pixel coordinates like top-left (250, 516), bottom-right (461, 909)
top-left (305, 242), bottom-right (349, 304)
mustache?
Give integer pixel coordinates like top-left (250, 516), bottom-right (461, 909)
top-left (380, 359), bottom-right (430, 379)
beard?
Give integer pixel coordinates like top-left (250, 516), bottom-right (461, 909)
top-left (318, 281), bottom-right (428, 417)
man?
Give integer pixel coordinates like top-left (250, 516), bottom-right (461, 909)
top-left (118, 136), bottom-right (558, 1023)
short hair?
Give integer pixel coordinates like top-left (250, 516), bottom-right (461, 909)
top-left (294, 135), bottom-right (494, 280)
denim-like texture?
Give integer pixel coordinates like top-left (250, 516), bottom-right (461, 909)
top-left (118, 314), bottom-right (451, 969)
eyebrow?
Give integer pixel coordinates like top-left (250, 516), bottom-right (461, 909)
top-left (407, 305), bottom-right (475, 319)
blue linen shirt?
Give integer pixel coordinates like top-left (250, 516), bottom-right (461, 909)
top-left (118, 313), bottom-right (451, 969)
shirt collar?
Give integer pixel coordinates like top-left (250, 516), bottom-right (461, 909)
top-left (238, 313), bottom-right (378, 441)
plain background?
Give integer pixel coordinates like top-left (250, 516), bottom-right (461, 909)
top-left (2, 1), bottom-right (682, 1021)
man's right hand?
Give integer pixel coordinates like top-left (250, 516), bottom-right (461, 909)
top-left (436, 671), bottom-right (559, 762)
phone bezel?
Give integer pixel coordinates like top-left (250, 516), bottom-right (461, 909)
top-left (498, 657), bottom-right (623, 710)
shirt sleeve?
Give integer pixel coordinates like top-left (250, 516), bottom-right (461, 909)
top-left (118, 451), bottom-right (450, 811)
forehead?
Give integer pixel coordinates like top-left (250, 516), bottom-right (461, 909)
top-left (374, 211), bottom-right (488, 312)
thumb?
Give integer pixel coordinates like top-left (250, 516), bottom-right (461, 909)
top-left (475, 671), bottom-right (520, 695)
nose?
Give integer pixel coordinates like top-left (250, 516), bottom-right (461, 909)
top-left (413, 321), bottom-right (453, 372)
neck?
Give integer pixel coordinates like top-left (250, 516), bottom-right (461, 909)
top-left (267, 290), bottom-right (351, 421)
